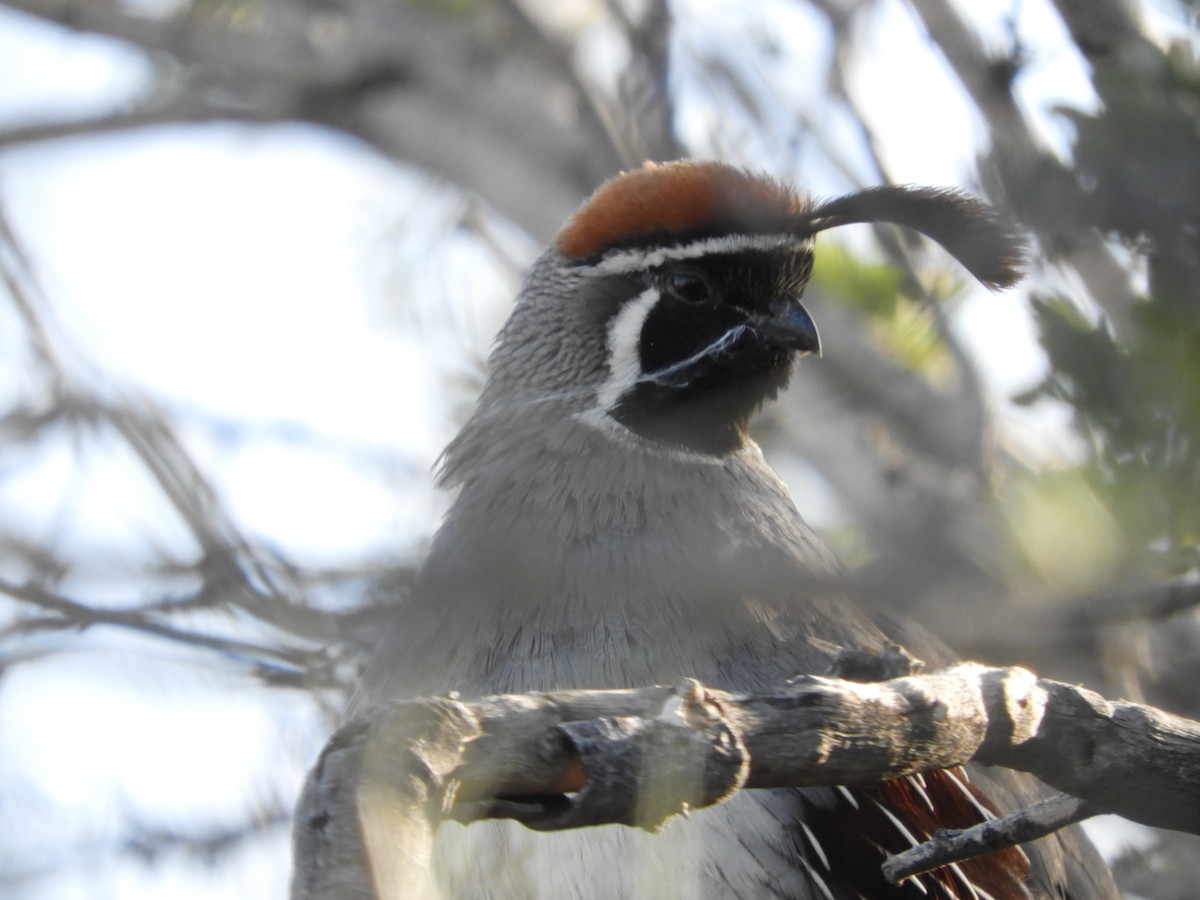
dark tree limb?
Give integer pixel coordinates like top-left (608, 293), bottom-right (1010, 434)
top-left (292, 664), bottom-right (1200, 897)
top-left (883, 792), bottom-right (1095, 884)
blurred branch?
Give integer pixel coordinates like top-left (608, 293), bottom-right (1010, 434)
top-left (0, 804), bottom-right (292, 889)
top-left (0, 0), bottom-right (326, 80)
top-left (0, 0), bottom-right (626, 241)
top-left (1089, 575), bottom-right (1200, 623)
top-left (0, 194), bottom-right (361, 684)
top-left (0, 575), bottom-right (324, 685)
top-left (1051, 0), bottom-right (1154, 60)
top-left (0, 93), bottom-right (273, 151)
top-left (608, 0), bottom-right (684, 162)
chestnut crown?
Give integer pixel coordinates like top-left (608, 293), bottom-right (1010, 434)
top-left (556, 161), bottom-right (1025, 291)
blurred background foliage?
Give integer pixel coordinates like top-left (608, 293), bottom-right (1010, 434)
top-left (2, 0), bottom-right (1200, 896)
top-left (1021, 32), bottom-right (1200, 562)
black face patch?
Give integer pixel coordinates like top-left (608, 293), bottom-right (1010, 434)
top-left (609, 249), bottom-right (815, 456)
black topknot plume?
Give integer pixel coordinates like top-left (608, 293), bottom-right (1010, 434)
top-left (806, 185), bottom-right (1027, 291)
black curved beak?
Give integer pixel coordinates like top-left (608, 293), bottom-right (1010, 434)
top-left (750, 297), bottom-right (821, 357)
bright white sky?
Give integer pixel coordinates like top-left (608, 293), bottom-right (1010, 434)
top-left (0, 1), bottom-right (1183, 896)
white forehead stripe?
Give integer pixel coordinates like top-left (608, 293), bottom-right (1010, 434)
top-left (584, 233), bottom-right (812, 275)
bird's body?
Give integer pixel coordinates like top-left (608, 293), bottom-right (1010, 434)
top-left (357, 163), bottom-right (1117, 898)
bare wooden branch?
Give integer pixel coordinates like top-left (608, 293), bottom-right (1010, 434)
top-left (292, 664), bottom-right (1200, 896)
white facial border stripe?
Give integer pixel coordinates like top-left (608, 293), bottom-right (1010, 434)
top-left (596, 286), bottom-right (659, 413)
top-left (584, 233), bottom-right (812, 275)
top-left (576, 284), bottom-right (735, 465)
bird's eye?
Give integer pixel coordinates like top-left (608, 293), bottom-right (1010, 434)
top-left (662, 270), bottom-right (715, 304)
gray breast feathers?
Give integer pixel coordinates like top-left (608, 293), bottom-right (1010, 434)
top-left (361, 418), bottom-right (879, 702)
